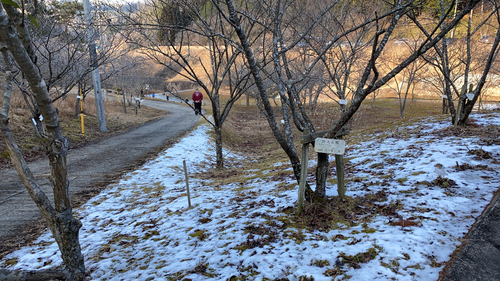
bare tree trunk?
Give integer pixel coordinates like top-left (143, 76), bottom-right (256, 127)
top-left (215, 127), bottom-right (224, 169)
top-left (0, 5), bottom-right (85, 280)
top-left (460, 12), bottom-right (500, 125)
top-left (83, 0), bottom-right (107, 133)
top-left (224, 0), bottom-right (305, 185)
top-left (315, 153), bottom-right (328, 198)
top-left (0, 111), bottom-right (85, 281)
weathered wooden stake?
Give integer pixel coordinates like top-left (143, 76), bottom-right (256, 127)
top-left (183, 160), bottom-right (192, 208)
top-left (442, 96), bottom-right (448, 114)
top-left (297, 130), bottom-right (310, 215)
top-left (122, 92), bottom-right (127, 114)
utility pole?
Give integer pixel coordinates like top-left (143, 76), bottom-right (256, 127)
top-left (450, 0), bottom-right (458, 39)
top-left (83, 0), bottom-right (107, 132)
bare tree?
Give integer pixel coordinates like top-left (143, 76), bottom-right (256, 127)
top-left (412, 0), bottom-right (500, 126)
top-left (219, 0), bottom-right (482, 202)
top-left (0, 2), bottom-right (84, 280)
top-left (382, 41), bottom-right (426, 119)
top-left (113, 0), bottom-right (253, 169)
top-left (6, 0), bottom-right (130, 135)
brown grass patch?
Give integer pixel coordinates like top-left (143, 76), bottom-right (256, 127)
top-left (0, 92), bottom-right (166, 169)
top-left (390, 218), bottom-right (421, 228)
top-left (221, 98), bottom-right (444, 156)
top-left (273, 190), bottom-right (402, 232)
top-left (222, 104), bottom-right (282, 155)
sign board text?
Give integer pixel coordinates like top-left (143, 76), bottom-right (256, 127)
top-left (314, 138), bottom-right (346, 155)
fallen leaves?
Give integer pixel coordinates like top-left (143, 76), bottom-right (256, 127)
top-left (390, 218), bottom-right (421, 228)
top-left (467, 147), bottom-right (493, 159)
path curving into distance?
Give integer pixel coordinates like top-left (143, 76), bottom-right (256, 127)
top-left (0, 100), bottom-right (199, 251)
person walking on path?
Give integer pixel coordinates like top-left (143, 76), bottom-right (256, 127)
top-left (192, 89), bottom-right (203, 115)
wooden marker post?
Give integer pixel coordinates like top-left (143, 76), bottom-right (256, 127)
top-left (183, 160), bottom-right (192, 208)
top-left (298, 127), bottom-right (350, 214)
top-left (442, 95), bottom-right (448, 114)
top-left (315, 137), bottom-right (347, 198)
top-left (454, 87), bottom-right (465, 127)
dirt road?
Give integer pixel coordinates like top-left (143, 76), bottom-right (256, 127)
top-left (0, 100), bottom-right (199, 256)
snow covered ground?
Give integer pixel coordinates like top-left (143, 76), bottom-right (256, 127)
top-left (1, 112), bottom-right (499, 280)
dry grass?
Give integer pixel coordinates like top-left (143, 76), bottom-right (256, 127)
top-left (222, 105), bottom-right (280, 156)
top-left (0, 91), bottom-right (166, 169)
top-left (347, 98), bottom-right (443, 134)
top-left (210, 97), bottom-right (447, 189)
top-left (221, 98), bottom-right (445, 157)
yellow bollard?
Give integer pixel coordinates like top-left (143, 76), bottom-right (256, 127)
top-left (79, 90), bottom-right (85, 136)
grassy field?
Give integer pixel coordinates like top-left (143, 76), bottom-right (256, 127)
top-left (221, 98), bottom-right (445, 155)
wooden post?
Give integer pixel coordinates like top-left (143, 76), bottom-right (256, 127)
top-left (122, 91), bottom-right (127, 114)
top-left (454, 95), bottom-right (462, 127)
top-left (335, 130), bottom-right (346, 198)
top-left (335, 154), bottom-right (345, 198)
top-left (297, 130), bottom-right (310, 215)
top-left (464, 83), bottom-right (474, 125)
top-left (299, 127), bottom-right (349, 203)
top-left (183, 160), bottom-right (192, 208)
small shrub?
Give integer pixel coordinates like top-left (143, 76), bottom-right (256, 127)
top-left (311, 259), bottom-right (330, 268)
top-left (467, 148), bottom-right (492, 159)
top-left (189, 229), bottom-right (209, 241)
top-left (432, 176), bottom-right (457, 188)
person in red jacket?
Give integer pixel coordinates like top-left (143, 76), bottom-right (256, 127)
top-left (192, 89), bottom-right (203, 115)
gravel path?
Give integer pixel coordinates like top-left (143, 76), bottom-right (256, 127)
top-left (0, 100), bottom-right (199, 254)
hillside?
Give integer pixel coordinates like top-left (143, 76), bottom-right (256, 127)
top-left (1, 103), bottom-right (499, 280)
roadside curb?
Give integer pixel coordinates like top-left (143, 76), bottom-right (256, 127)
top-left (440, 188), bottom-right (500, 280)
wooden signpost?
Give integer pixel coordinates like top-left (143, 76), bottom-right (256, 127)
top-left (183, 160), bottom-right (192, 208)
top-left (314, 138), bottom-right (346, 155)
top-left (297, 127), bottom-right (349, 214)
